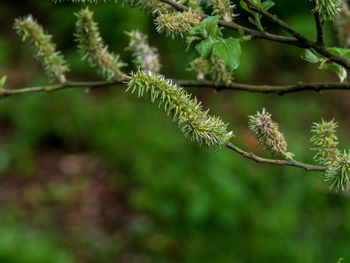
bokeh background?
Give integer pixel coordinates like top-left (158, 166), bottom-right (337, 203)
top-left (0, 0), bottom-right (350, 262)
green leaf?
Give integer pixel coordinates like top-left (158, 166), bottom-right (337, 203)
top-left (301, 49), bottom-right (324, 63)
top-left (320, 63), bottom-right (347, 82)
top-left (188, 16), bottom-right (222, 39)
top-left (213, 37), bottom-right (241, 71)
top-left (195, 36), bottom-right (216, 58)
top-left (261, 0), bottom-right (275, 11)
top-left (328, 47), bottom-right (350, 59)
top-left (240, 0), bottom-right (274, 31)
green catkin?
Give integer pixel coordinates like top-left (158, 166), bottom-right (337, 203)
top-left (325, 150), bottom-right (350, 192)
top-left (311, 0), bottom-right (342, 22)
top-left (126, 30), bottom-right (161, 73)
top-left (75, 8), bottom-right (127, 81)
top-left (127, 70), bottom-right (233, 147)
top-left (209, 0), bottom-right (234, 22)
top-left (154, 10), bottom-right (202, 38)
top-left (14, 15), bottom-right (69, 83)
top-left (249, 109), bottom-right (294, 160)
top-left (310, 119), bottom-right (341, 166)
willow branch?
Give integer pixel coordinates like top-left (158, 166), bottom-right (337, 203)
top-left (3, 79), bottom-right (350, 99)
top-left (178, 80), bottom-right (350, 94)
top-left (226, 142), bottom-right (327, 171)
top-left (243, 0), bottom-right (311, 43)
top-left (0, 80), bottom-right (328, 171)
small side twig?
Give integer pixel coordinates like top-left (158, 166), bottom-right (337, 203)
top-left (226, 142), bottom-right (327, 171)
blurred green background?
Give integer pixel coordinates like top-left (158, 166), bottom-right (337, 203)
top-left (0, 0), bottom-right (350, 262)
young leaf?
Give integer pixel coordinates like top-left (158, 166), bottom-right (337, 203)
top-left (213, 37), bottom-right (241, 71)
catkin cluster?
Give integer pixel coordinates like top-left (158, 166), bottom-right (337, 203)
top-left (127, 70), bottom-right (233, 148)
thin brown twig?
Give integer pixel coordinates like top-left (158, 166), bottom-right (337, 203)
top-left (242, 0), bottom-right (350, 70)
top-left (0, 79), bottom-right (327, 172)
top-left (157, 0), bottom-right (301, 46)
top-left (3, 79), bottom-right (350, 99)
top-left (226, 142), bottom-right (327, 171)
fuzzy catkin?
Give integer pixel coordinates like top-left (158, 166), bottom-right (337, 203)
top-left (75, 8), bottom-right (126, 81)
top-left (311, 0), bottom-right (342, 22)
top-left (14, 15), bottom-right (69, 83)
top-left (154, 10), bottom-right (202, 38)
top-left (249, 109), bottom-right (293, 160)
top-left (127, 70), bottom-right (233, 148)
top-left (325, 150), bottom-right (350, 192)
top-left (310, 119), bottom-right (341, 166)
top-left (209, 0), bottom-right (234, 22)
top-left (126, 30), bottom-right (161, 73)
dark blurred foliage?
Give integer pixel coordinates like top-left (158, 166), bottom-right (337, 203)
top-left (0, 0), bottom-right (350, 262)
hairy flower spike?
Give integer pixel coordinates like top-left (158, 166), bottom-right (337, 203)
top-left (311, 0), bottom-right (342, 22)
top-left (310, 119), bottom-right (341, 166)
top-left (325, 151), bottom-right (350, 192)
top-left (75, 8), bottom-right (126, 81)
top-left (14, 15), bottom-right (69, 83)
top-left (127, 70), bottom-right (233, 147)
top-left (154, 10), bottom-right (202, 38)
top-left (209, 0), bottom-right (235, 22)
top-left (126, 30), bottom-right (161, 73)
top-left (249, 109), bottom-right (294, 160)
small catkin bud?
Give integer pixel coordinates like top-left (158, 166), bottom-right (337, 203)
top-left (189, 57), bottom-right (210, 80)
top-left (75, 8), bottom-right (127, 81)
top-left (127, 70), bottom-right (233, 147)
top-left (311, 0), bottom-right (342, 22)
top-left (154, 10), bottom-right (202, 38)
top-left (208, 55), bottom-right (233, 85)
top-left (310, 119), bottom-right (341, 166)
top-left (209, 0), bottom-right (234, 22)
top-left (325, 150), bottom-right (350, 192)
top-left (249, 108), bottom-right (294, 160)
top-left (126, 30), bottom-right (161, 73)
top-left (14, 15), bottom-right (69, 83)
